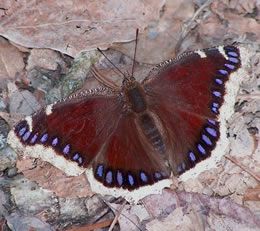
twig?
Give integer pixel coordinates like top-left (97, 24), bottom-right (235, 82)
top-left (108, 200), bottom-right (127, 231)
top-left (225, 155), bottom-right (260, 182)
top-left (66, 219), bottom-right (113, 231)
top-left (103, 198), bottom-right (143, 231)
top-left (237, 93), bottom-right (260, 100)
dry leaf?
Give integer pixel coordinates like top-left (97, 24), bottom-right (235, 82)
top-left (16, 158), bottom-right (93, 198)
top-left (113, 0), bottom-right (195, 63)
top-left (213, 0), bottom-right (259, 16)
top-left (0, 37), bottom-right (25, 80)
top-left (146, 207), bottom-right (204, 231)
top-left (0, 0), bottom-right (165, 57)
top-left (108, 202), bottom-right (149, 231)
top-left (6, 213), bottom-right (52, 231)
top-left (244, 186), bottom-right (260, 201)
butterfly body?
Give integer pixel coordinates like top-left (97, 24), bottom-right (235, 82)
top-left (8, 45), bottom-right (249, 202)
top-left (122, 79), bottom-right (167, 156)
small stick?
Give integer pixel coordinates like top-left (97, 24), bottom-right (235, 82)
top-left (66, 219), bottom-right (113, 231)
top-left (237, 93), bottom-right (260, 100)
top-left (131, 28), bottom-right (139, 77)
top-left (225, 155), bottom-right (260, 182)
top-left (108, 200), bottom-right (127, 231)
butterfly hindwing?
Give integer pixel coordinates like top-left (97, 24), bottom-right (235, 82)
top-left (92, 113), bottom-right (171, 190)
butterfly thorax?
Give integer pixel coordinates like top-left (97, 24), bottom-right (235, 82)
top-left (123, 80), bottom-right (147, 114)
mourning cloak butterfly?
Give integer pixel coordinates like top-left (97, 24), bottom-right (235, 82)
top-left (8, 44), bottom-right (249, 202)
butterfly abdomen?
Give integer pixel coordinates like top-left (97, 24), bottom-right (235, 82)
top-left (139, 113), bottom-right (166, 154)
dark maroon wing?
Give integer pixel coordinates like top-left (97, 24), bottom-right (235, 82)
top-left (91, 113), bottom-right (171, 190)
top-left (13, 92), bottom-right (170, 190)
top-left (14, 95), bottom-right (123, 167)
top-left (143, 45), bottom-right (241, 175)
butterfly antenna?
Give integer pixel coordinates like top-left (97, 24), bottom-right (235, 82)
top-left (97, 48), bottom-right (128, 80)
top-left (131, 28), bottom-right (139, 78)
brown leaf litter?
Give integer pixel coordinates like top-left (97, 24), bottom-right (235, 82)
top-left (0, 0), bottom-right (259, 230)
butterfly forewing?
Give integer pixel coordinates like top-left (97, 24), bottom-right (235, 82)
top-left (13, 94), bottom-right (122, 168)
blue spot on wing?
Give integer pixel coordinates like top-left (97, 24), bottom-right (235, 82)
top-left (40, 133), bottom-right (48, 143)
top-left (128, 174), bottom-right (135, 186)
top-left (140, 172), bottom-right (148, 183)
top-left (116, 171), bottom-right (123, 186)
top-left (105, 171), bottom-right (113, 184)
top-left (96, 165), bottom-right (104, 178)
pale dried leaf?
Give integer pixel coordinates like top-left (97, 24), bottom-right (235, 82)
top-left (244, 186), bottom-right (260, 201)
top-left (27, 49), bottom-right (66, 71)
top-left (9, 89), bottom-right (41, 115)
top-left (0, 37), bottom-right (25, 79)
top-left (16, 158), bottom-right (93, 198)
top-left (108, 202), bottom-right (149, 231)
top-left (207, 211), bottom-right (260, 231)
top-left (199, 3), bottom-right (260, 45)
top-left (10, 177), bottom-right (58, 216)
top-left (113, 0), bottom-right (195, 63)
top-left (0, 0), bottom-right (165, 57)
top-left (6, 213), bottom-right (53, 231)
top-left (213, 0), bottom-right (259, 16)
top-left (146, 207), bottom-right (204, 231)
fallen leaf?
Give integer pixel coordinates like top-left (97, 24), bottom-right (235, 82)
top-left (0, 37), bottom-right (25, 80)
top-left (0, 0), bottom-right (165, 57)
top-left (113, 0), bottom-right (195, 64)
top-left (244, 186), bottom-right (260, 201)
top-left (16, 158), bottom-right (93, 198)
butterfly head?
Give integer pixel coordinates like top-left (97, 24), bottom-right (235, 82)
top-left (120, 70), bottom-right (136, 87)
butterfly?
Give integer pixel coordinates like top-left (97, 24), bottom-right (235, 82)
top-left (8, 34), bottom-right (245, 202)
